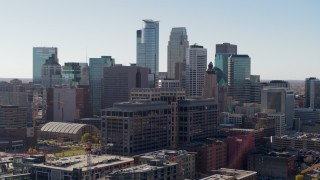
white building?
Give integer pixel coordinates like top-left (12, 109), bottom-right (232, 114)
top-left (185, 44), bottom-right (207, 97)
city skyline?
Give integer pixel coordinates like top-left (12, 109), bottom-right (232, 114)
top-left (0, 1), bottom-right (319, 80)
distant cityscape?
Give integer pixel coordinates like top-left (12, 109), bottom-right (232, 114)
top-left (1, 19), bottom-right (320, 180)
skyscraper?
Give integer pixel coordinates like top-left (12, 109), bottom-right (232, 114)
top-left (186, 44), bottom-right (207, 97)
top-left (41, 55), bottom-right (62, 88)
top-left (261, 87), bottom-right (294, 130)
top-left (136, 19), bottom-right (159, 87)
top-left (202, 62), bottom-right (218, 98)
top-left (89, 56), bottom-right (115, 115)
top-left (167, 27), bottom-right (189, 80)
top-left (305, 77), bottom-right (320, 109)
top-left (33, 47), bottom-right (58, 84)
top-left (228, 54), bottom-right (251, 103)
top-left (102, 65), bottom-right (149, 108)
top-left (214, 43), bottom-right (237, 83)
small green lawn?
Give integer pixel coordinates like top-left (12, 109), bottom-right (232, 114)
top-left (55, 148), bottom-right (85, 158)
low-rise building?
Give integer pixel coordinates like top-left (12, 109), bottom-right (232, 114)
top-left (272, 133), bottom-right (320, 151)
top-left (30, 155), bottom-right (134, 180)
top-left (179, 138), bottom-right (227, 174)
top-left (134, 150), bottom-right (196, 180)
top-left (247, 151), bottom-right (295, 179)
top-left (200, 168), bottom-right (257, 180)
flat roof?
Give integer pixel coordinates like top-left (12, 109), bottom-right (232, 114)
top-left (32, 155), bottom-right (133, 172)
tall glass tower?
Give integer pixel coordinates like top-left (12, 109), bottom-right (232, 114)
top-left (167, 27), bottom-right (189, 80)
top-left (228, 54), bottom-right (251, 103)
top-left (89, 56), bottom-right (115, 115)
top-left (214, 43), bottom-right (237, 84)
top-left (33, 47), bottom-right (58, 84)
top-left (136, 19), bottom-right (159, 87)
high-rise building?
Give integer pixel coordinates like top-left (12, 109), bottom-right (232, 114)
top-left (202, 62), bottom-right (218, 98)
top-left (178, 99), bottom-right (219, 145)
top-left (0, 105), bottom-right (37, 150)
top-left (41, 55), bottom-right (62, 88)
top-left (101, 100), bottom-right (171, 156)
top-left (102, 65), bottom-right (148, 108)
top-left (167, 27), bottom-right (189, 80)
top-left (261, 87), bottom-right (294, 130)
top-left (214, 43), bottom-right (237, 83)
top-left (216, 43), bottom-right (237, 54)
top-left (305, 77), bottom-right (320, 109)
top-left (136, 19), bottom-right (159, 87)
top-left (46, 87), bottom-right (76, 122)
top-left (62, 62), bottom-right (88, 87)
top-left (89, 56), bottom-right (115, 115)
top-left (185, 44), bottom-right (207, 97)
top-left (228, 54), bottom-right (251, 103)
top-left (268, 80), bottom-right (290, 89)
top-left (33, 47), bottom-right (58, 84)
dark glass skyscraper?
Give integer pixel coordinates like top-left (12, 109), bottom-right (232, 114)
top-left (228, 54), bottom-right (251, 103)
top-left (136, 19), bottom-right (159, 87)
top-left (89, 56), bottom-right (115, 115)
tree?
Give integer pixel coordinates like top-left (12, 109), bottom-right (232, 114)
top-left (81, 132), bottom-right (90, 143)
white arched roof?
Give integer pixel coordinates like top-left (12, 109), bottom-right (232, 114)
top-left (41, 122), bottom-right (88, 135)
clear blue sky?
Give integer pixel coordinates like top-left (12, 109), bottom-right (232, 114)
top-left (0, 0), bottom-right (319, 80)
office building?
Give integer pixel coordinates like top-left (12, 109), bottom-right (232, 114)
top-left (178, 99), bottom-right (219, 145)
top-left (180, 139), bottom-right (227, 174)
top-left (202, 62), bottom-right (218, 99)
top-left (261, 87), bottom-right (294, 130)
top-left (158, 79), bottom-right (181, 88)
top-left (46, 87), bottom-right (76, 122)
top-left (41, 55), bottom-right (62, 88)
top-left (305, 77), bottom-right (320, 109)
top-left (89, 56), bottom-right (115, 115)
top-left (134, 150), bottom-right (196, 180)
top-left (62, 62), bottom-right (88, 87)
top-left (216, 43), bottom-right (237, 54)
top-left (130, 88), bottom-right (185, 148)
top-left (227, 133), bottom-right (255, 169)
top-left (268, 113), bottom-right (286, 136)
top-left (102, 65), bottom-right (148, 108)
top-left (109, 163), bottom-right (177, 180)
top-left (30, 155), bottom-right (134, 180)
top-left (228, 54), bottom-right (251, 103)
top-left (250, 75), bottom-right (262, 103)
top-left (0, 105), bottom-right (36, 151)
top-left (101, 100), bottom-right (171, 156)
top-left (248, 151), bottom-right (295, 179)
top-left (136, 19), bottom-right (159, 87)
top-left (185, 44), bottom-right (207, 97)
top-left (271, 132), bottom-right (320, 151)
top-left (167, 27), bottom-right (189, 80)
top-left (33, 47), bottom-right (58, 84)
top-left (267, 80), bottom-right (290, 88)
top-left (214, 43), bottom-right (237, 83)
top-left (201, 168), bottom-right (257, 180)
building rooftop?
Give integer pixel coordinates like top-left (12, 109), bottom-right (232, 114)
top-left (203, 168), bottom-right (257, 180)
top-left (109, 163), bottom-right (176, 175)
top-left (31, 154), bottom-right (133, 172)
top-left (275, 132), bottom-right (320, 141)
top-left (41, 122), bottom-right (87, 135)
top-left (136, 150), bottom-right (192, 160)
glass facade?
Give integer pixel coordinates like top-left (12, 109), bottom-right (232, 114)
top-left (89, 56), bottom-right (115, 115)
top-left (215, 54), bottom-right (230, 83)
top-left (62, 62), bottom-right (88, 87)
top-left (33, 47), bottom-right (58, 84)
top-left (167, 27), bottom-right (189, 80)
top-left (228, 54), bottom-right (251, 102)
top-left (136, 20), bottom-right (159, 87)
